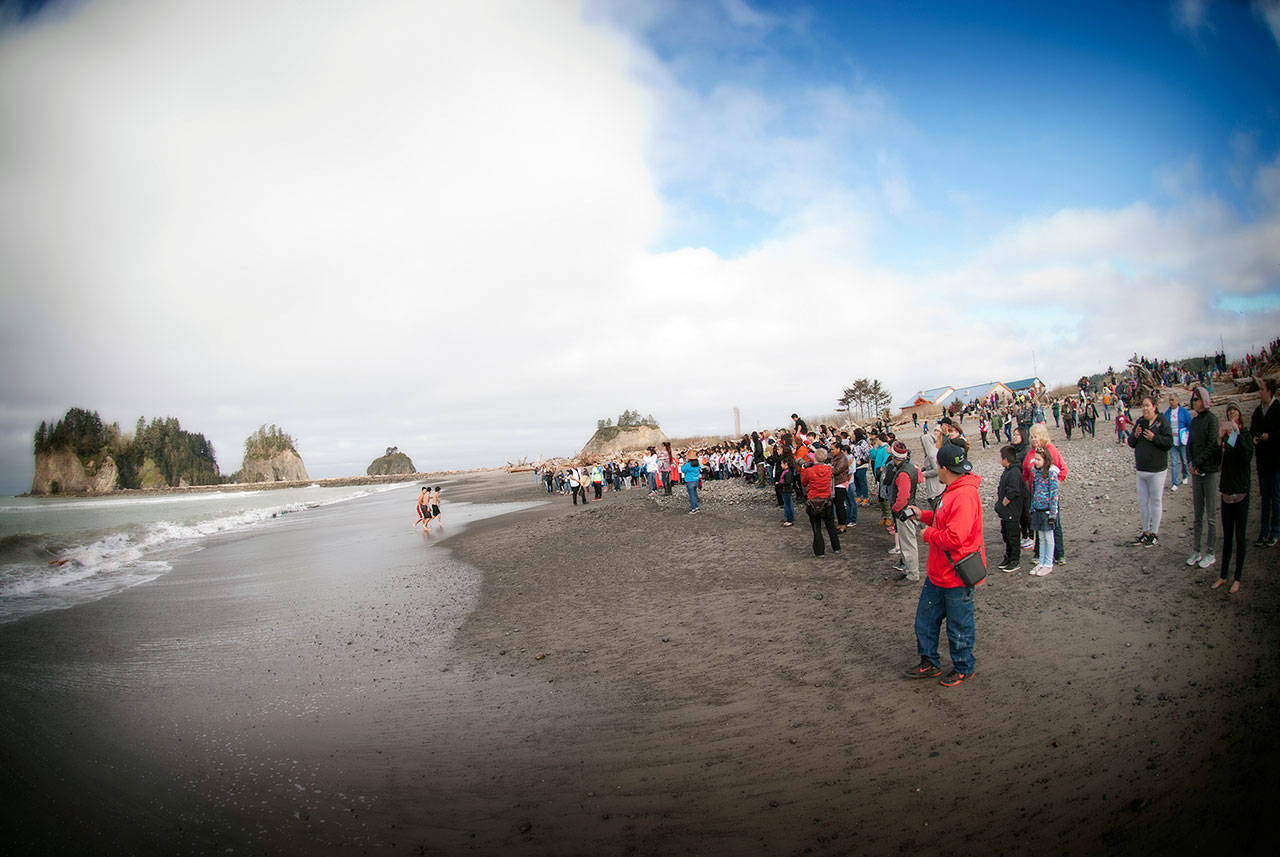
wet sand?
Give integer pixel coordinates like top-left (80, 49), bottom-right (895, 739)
top-left (2, 427), bottom-right (1278, 855)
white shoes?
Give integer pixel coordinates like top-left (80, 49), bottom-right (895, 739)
top-left (1171, 484), bottom-right (1179, 492)
top-left (1198, 554), bottom-right (1216, 569)
top-left (1030, 564), bottom-right (1054, 577)
top-left (1020, 538), bottom-right (1034, 549)
top-left (1186, 552), bottom-right (1200, 566)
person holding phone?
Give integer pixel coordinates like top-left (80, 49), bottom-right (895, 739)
top-left (1128, 396), bottom-right (1173, 547)
top-left (1215, 401), bottom-right (1254, 593)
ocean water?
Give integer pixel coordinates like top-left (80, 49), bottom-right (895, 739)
top-left (0, 482), bottom-right (540, 625)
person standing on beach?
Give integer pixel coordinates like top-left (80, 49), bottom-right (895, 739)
top-left (1024, 424), bottom-right (1067, 565)
top-left (1186, 387), bottom-right (1220, 569)
top-left (888, 441), bottom-right (921, 583)
top-left (643, 448), bottom-right (659, 494)
top-left (1165, 393), bottom-right (1192, 492)
top-left (660, 442), bottom-right (675, 496)
top-left (995, 446), bottom-right (1024, 571)
top-left (1129, 397), bottom-right (1172, 548)
top-left (776, 454), bottom-right (796, 526)
top-left (831, 443), bottom-right (852, 533)
top-left (1251, 379), bottom-right (1280, 547)
top-left (1215, 401), bottom-right (1253, 592)
top-left (799, 448), bottom-right (840, 557)
top-left (1028, 448), bottom-right (1060, 576)
top-left (680, 452), bottom-right (702, 514)
top-left (591, 462), bottom-right (605, 500)
top-left (903, 441), bottom-right (983, 686)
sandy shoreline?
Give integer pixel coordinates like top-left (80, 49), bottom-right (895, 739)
top-left (2, 428), bottom-right (1278, 855)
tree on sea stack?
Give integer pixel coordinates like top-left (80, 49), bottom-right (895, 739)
top-left (367, 446), bottom-right (416, 476)
top-left (579, 411), bottom-right (667, 460)
top-left (240, 424), bottom-right (308, 483)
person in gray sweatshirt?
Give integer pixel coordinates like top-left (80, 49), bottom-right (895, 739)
top-left (919, 428), bottom-right (944, 511)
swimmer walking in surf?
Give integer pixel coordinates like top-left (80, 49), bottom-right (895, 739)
top-left (415, 486), bottom-right (433, 530)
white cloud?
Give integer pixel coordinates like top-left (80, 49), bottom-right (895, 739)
top-left (1175, 0), bottom-right (1209, 33)
top-left (1257, 0), bottom-right (1280, 46)
top-left (0, 0), bottom-right (1276, 495)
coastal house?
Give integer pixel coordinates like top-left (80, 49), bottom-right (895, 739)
top-left (938, 381), bottom-right (1015, 409)
top-left (897, 386), bottom-right (955, 421)
top-left (1005, 377), bottom-right (1046, 397)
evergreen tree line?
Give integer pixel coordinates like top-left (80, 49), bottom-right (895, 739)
top-left (33, 407), bottom-right (222, 489)
top-left (244, 424), bottom-right (297, 457)
top-left (836, 378), bottom-right (893, 421)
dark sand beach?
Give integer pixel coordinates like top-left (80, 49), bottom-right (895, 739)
top-left (3, 417), bottom-right (1278, 856)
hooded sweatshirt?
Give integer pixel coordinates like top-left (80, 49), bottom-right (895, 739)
top-left (919, 473), bottom-right (986, 588)
top-left (919, 432), bottom-right (944, 500)
top-left (1187, 386), bottom-right (1221, 474)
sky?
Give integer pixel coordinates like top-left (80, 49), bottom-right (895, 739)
top-left (1, 0), bottom-right (1278, 495)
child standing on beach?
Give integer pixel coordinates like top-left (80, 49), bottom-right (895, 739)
top-left (1029, 450), bottom-right (1059, 576)
top-left (995, 446), bottom-right (1024, 571)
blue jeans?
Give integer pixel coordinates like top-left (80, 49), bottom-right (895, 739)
top-left (914, 578), bottom-right (975, 675)
top-left (1037, 527), bottom-right (1055, 566)
top-left (846, 485), bottom-right (857, 524)
top-left (646, 472), bottom-right (657, 491)
top-left (782, 493), bottom-right (794, 523)
top-left (686, 483), bottom-right (699, 511)
top-left (1259, 465), bottom-right (1280, 540)
top-left (854, 468), bottom-right (869, 501)
top-left (1168, 444), bottom-right (1188, 487)
top-left (1104, 403), bottom-right (1111, 420)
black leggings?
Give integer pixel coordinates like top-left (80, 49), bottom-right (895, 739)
top-left (1221, 497), bottom-right (1249, 581)
top-left (807, 501), bottom-right (841, 556)
top-left (834, 486), bottom-right (849, 526)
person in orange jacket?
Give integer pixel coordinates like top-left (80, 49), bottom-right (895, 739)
top-left (903, 441), bottom-right (984, 687)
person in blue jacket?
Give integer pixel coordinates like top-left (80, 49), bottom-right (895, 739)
top-left (679, 453), bottom-right (702, 514)
top-left (1164, 392), bottom-right (1193, 491)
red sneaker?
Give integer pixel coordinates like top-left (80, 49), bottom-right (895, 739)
top-left (938, 669), bottom-right (974, 687)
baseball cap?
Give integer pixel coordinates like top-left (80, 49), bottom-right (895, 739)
top-left (936, 441), bottom-right (972, 474)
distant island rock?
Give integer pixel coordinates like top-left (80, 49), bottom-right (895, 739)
top-left (367, 447), bottom-right (416, 476)
top-left (240, 425), bottom-right (309, 483)
top-left (578, 424), bottom-right (669, 461)
top-left (30, 408), bottom-right (218, 494)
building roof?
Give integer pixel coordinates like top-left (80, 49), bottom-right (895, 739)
top-left (938, 381), bottom-right (1013, 407)
top-left (1005, 377), bottom-right (1044, 391)
top-left (898, 386), bottom-right (954, 409)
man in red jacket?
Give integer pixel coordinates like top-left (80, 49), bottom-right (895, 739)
top-left (903, 441), bottom-right (984, 686)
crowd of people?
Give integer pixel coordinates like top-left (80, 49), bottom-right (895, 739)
top-left (523, 354), bottom-right (1277, 689)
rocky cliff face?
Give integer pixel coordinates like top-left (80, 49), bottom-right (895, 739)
top-left (31, 449), bottom-right (118, 495)
top-left (578, 425), bottom-right (670, 461)
top-left (241, 448), bottom-right (309, 483)
top-left (367, 451), bottom-right (416, 476)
